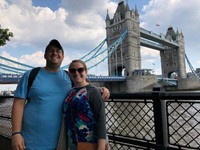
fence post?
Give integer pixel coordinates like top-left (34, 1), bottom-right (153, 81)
top-left (152, 85), bottom-right (168, 149)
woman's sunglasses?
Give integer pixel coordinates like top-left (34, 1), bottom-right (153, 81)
top-left (69, 68), bottom-right (85, 73)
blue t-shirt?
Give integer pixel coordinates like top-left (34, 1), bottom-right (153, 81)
top-left (14, 68), bottom-right (71, 150)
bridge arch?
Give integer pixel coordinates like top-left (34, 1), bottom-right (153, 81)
top-left (168, 71), bottom-right (178, 79)
top-left (111, 65), bottom-right (125, 76)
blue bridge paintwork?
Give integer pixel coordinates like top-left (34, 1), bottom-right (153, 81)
top-left (0, 73), bottom-right (177, 86)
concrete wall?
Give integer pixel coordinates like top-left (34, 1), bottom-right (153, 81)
top-left (178, 78), bottom-right (200, 90)
top-left (104, 81), bottom-right (126, 93)
top-left (125, 75), bottom-right (157, 93)
top-left (104, 75), bottom-right (157, 93)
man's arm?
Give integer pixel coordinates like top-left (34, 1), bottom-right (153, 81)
top-left (11, 98), bottom-right (26, 150)
top-left (99, 87), bottom-right (110, 100)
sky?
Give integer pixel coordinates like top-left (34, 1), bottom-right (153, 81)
top-left (0, 0), bottom-right (200, 76)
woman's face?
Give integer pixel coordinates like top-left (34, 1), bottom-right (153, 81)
top-left (69, 62), bottom-right (87, 85)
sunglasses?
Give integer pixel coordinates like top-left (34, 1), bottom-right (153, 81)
top-left (69, 68), bottom-right (85, 73)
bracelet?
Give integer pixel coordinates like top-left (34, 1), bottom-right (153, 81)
top-left (12, 132), bottom-right (22, 136)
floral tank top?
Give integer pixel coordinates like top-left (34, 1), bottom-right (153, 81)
top-left (64, 86), bottom-right (100, 150)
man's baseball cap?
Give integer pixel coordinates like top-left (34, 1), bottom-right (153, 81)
top-left (45, 39), bottom-right (64, 53)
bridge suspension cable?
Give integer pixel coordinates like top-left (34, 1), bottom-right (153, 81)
top-left (61, 38), bottom-right (107, 69)
top-left (86, 29), bottom-right (128, 70)
top-left (61, 29), bottom-right (128, 70)
top-left (0, 55), bottom-right (34, 74)
top-left (0, 56), bottom-right (34, 69)
top-left (0, 29), bottom-right (128, 74)
top-left (185, 53), bottom-right (200, 80)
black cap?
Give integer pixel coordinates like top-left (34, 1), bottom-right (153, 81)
top-left (45, 39), bottom-right (64, 53)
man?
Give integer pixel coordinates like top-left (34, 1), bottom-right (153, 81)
top-left (11, 39), bottom-right (110, 150)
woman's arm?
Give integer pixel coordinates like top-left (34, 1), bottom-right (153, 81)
top-left (88, 86), bottom-right (107, 149)
top-left (97, 139), bottom-right (106, 150)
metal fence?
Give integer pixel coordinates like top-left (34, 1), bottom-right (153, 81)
top-left (106, 90), bottom-right (200, 150)
top-left (0, 96), bottom-right (13, 139)
top-left (0, 90), bottom-right (200, 150)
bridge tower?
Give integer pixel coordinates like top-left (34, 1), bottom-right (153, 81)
top-left (105, 0), bottom-right (141, 76)
top-left (105, 0), bottom-right (157, 93)
top-left (160, 27), bottom-right (186, 79)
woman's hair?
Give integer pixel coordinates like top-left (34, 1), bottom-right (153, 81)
top-left (69, 59), bottom-right (87, 70)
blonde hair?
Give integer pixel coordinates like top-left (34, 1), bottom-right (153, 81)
top-left (69, 59), bottom-right (87, 70)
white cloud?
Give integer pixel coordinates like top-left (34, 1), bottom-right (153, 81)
top-left (0, 50), bottom-right (44, 68)
top-left (140, 46), bottom-right (161, 74)
top-left (1, 51), bottom-right (18, 62)
top-left (141, 0), bottom-right (200, 49)
top-left (1, 0), bottom-right (199, 76)
top-left (0, 0), bottom-right (118, 75)
top-left (141, 47), bottom-right (159, 58)
top-left (19, 51), bottom-right (45, 66)
top-left (140, 0), bottom-right (200, 73)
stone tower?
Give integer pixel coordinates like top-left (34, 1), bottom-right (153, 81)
top-left (105, 0), bottom-right (141, 76)
top-left (160, 27), bottom-right (186, 79)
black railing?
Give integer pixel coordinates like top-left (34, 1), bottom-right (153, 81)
top-left (0, 90), bottom-right (200, 150)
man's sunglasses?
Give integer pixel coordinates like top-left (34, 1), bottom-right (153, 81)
top-left (69, 68), bottom-right (85, 73)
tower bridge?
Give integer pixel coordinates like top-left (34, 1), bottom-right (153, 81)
top-left (0, 0), bottom-right (199, 92)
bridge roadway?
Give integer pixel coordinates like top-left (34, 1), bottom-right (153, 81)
top-left (140, 28), bottom-right (179, 51)
top-left (0, 73), bottom-right (126, 84)
top-left (0, 73), bottom-right (177, 86)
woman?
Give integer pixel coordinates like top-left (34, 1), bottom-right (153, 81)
top-left (64, 60), bottom-right (107, 150)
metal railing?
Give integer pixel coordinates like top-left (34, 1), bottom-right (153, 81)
top-left (0, 89), bottom-right (200, 150)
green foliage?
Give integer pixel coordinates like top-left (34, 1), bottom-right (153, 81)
top-left (0, 25), bottom-right (14, 47)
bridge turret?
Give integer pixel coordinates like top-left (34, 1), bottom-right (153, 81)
top-left (125, 1), bottom-right (131, 19)
top-left (165, 26), bottom-right (177, 41)
top-left (106, 10), bottom-right (110, 21)
top-left (105, 10), bottom-right (110, 27)
top-left (134, 5), bottom-right (139, 18)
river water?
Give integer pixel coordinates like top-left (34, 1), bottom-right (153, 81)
top-left (0, 84), bottom-right (17, 91)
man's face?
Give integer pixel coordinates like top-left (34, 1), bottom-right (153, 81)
top-left (44, 46), bottom-right (64, 67)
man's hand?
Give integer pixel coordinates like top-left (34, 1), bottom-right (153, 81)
top-left (12, 134), bottom-right (26, 150)
top-left (99, 87), bottom-right (110, 100)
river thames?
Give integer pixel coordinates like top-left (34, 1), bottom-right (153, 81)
top-left (0, 84), bottom-right (16, 91)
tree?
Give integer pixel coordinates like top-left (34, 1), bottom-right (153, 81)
top-left (0, 25), bottom-right (13, 47)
